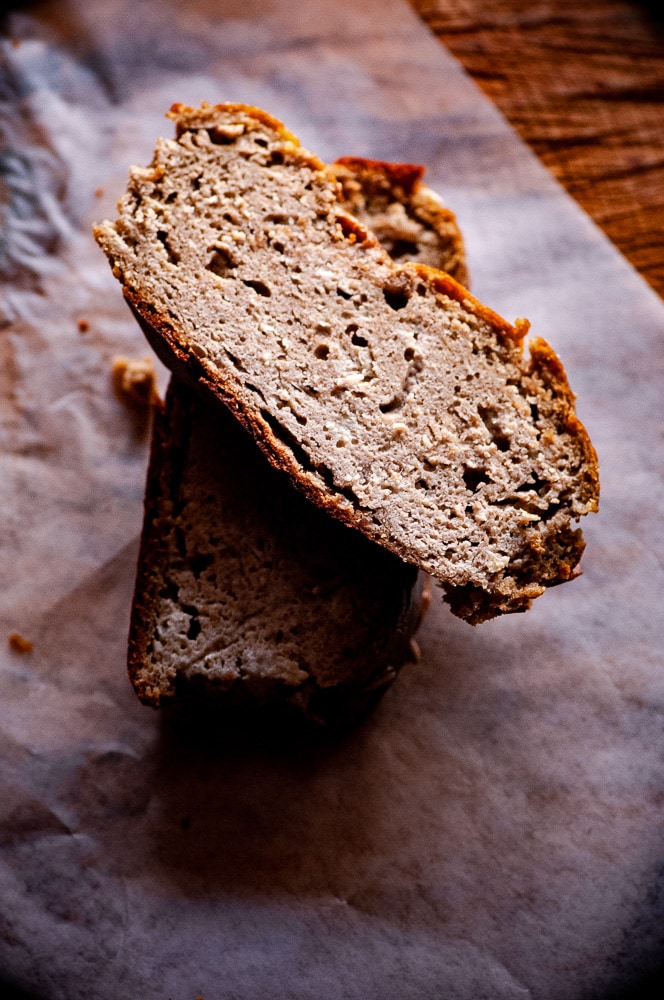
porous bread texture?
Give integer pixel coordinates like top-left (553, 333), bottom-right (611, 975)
top-left (94, 102), bottom-right (599, 623)
top-left (130, 382), bottom-right (425, 726)
top-left (331, 157), bottom-right (468, 286)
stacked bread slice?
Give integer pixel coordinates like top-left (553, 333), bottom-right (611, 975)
top-left (123, 157), bottom-right (464, 725)
top-left (94, 103), bottom-right (599, 724)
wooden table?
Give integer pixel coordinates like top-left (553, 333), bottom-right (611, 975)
top-left (410, 0), bottom-right (664, 302)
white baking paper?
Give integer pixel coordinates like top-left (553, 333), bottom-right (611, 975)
top-left (1, 1), bottom-right (662, 998)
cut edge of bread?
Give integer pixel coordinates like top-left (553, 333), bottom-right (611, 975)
top-left (94, 102), bottom-right (599, 624)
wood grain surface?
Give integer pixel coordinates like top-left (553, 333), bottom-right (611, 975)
top-left (410, 0), bottom-right (664, 301)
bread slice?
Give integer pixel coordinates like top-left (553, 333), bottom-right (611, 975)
top-left (126, 157), bottom-right (462, 723)
top-left (95, 102), bottom-right (599, 623)
top-left (130, 381), bottom-right (427, 726)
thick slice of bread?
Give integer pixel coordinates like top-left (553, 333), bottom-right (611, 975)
top-left (130, 381), bottom-right (427, 726)
top-left (95, 102), bottom-right (599, 623)
top-left (127, 157), bottom-right (461, 723)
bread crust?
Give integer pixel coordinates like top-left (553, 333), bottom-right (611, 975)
top-left (331, 156), bottom-right (469, 286)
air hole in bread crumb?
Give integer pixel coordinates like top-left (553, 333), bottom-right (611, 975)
top-left (463, 467), bottom-right (491, 493)
top-left (242, 278), bottom-right (271, 296)
top-left (208, 126), bottom-right (240, 145)
top-left (156, 229), bottom-right (179, 264)
top-left (314, 344), bottom-right (330, 360)
top-left (208, 247), bottom-right (237, 274)
top-left (191, 553), bottom-right (214, 578)
top-left (415, 479), bottom-right (429, 490)
top-left (380, 395), bottom-right (403, 414)
top-left (404, 346), bottom-right (416, 361)
top-left (224, 348), bottom-right (247, 373)
top-left (478, 405), bottom-right (511, 452)
top-left (390, 239), bottom-right (419, 260)
top-left (383, 288), bottom-right (409, 311)
top-left (516, 473), bottom-right (550, 497)
top-left (351, 330), bottom-right (368, 347)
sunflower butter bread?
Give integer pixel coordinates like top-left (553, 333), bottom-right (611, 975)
top-left (95, 102), bottom-right (599, 628)
top-left (125, 155), bottom-right (465, 722)
top-left (132, 381), bottom-right (429, 724)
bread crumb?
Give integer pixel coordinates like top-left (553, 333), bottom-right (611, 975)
top-left (112, 355), bottom-right (161, 408)
top-left (78, 318), bottom-right (90, 333)
top-left (9, 633), bottom-right (33, 654)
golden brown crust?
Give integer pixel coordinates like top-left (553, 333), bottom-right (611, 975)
top-left (334, 156), bottom-right (426, 196)
top-left (167, 101), bottom-right (303, 149)
top-left (331, 156), bottom-right (469, 286)
top-left (413, 262), bottom-right (528, 342)
top-left (527, 337), bottom-right (600, 506)
top-left (332, 210), bottom-right (382, 248)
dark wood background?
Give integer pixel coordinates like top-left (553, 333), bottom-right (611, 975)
top-left (410, 0), bottom-right (664, 301)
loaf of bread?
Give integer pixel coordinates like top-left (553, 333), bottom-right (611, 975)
top-left (95, 102), bottom-right (599, 622)
top-left (126, 157), bottom-right (463, 723)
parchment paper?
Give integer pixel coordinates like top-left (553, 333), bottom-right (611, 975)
top-left (1, 1), bottom-right (663, 998)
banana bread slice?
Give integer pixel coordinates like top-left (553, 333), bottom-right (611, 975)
top-left (95, 102), bottom-right (599, 623)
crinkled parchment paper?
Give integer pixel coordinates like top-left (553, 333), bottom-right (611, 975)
top-left (1, 1), bottom-right (663, 998)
